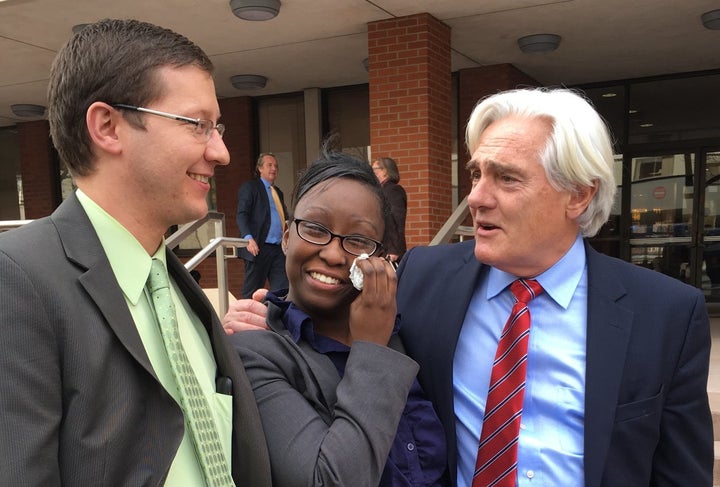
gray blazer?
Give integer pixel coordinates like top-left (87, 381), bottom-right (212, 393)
top-left (231, 301), bottom-right (419, 487)
top-left (0, 193), bottom-right (272, 486)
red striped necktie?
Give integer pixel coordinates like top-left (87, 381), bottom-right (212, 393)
top-left (472, 279), bottom-right (543, 487)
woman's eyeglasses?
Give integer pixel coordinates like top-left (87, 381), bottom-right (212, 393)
top-left (293, 219), bottom-right (383, 257)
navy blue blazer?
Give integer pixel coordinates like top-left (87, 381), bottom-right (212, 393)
top-left (397, 239), bottom-right (712, 487)
top-left (236, 178), bottom-right (288, 262)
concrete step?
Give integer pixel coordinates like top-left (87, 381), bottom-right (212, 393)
top-left (201, 287), bottom-right (236, 318)
top-left (715, 441), bottom-right (720, 486)
top-left (711, 392), bottom-right (720, 485)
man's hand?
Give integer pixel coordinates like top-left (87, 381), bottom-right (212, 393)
top-left (223, 288), bottom-right (269, 334)
top-left (246, 237), bottom-right (260, 257)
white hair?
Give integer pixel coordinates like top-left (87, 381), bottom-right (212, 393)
top-left (466, 87), bottom-right (616, 237)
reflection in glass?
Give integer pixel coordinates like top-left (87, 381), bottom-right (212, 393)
top-left (629, 153), bottom-right (694, 282)
top-left (628, 74), bottom-right (720, 144)
top-left (702, 152), bottom-right (720, 298)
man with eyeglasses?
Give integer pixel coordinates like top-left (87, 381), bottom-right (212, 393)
top-left (236, 153), bottom-right (290, 298)
top-left (0, 19), bottom-right (271, 486)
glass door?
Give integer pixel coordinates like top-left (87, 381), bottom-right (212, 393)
top-left (628, 152), bottom-right (696, 283)
top-left (700, 150), bottom-right (720, 300)
top-left (628, 148), bottom-right (720, 301)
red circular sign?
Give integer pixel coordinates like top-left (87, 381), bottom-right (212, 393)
top-left (653, 186), bottom-right (666, 199)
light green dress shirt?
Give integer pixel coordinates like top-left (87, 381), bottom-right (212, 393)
top-left (76, 190), bottom-right (233, 486)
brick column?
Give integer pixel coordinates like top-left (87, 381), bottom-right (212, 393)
top-left (368, 13), bottom-right (452, 247)
top-left (17, 120), bottom-right (57, 219)
top-left (457, 64), bottom-right (539, 199)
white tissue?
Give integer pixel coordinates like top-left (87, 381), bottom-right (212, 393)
top-left (349, 253), bottom-right (370, 290)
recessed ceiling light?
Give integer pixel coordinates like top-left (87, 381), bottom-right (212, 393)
top-left (517, 34), bottom-right (561, 53)
top-left (11, 104), bottom-right (45, 117)
top-left (230, 74), bottom-right (268, 89)
top-left (601, 92), bottom-right (617, 98)
top-left (628, 109), bottom-right (638, 114)
top-left (639, 123), bottom-right (654, 128)
top-left (229, 0), bottom-right (281, 21)
top-left (701, 9), bottom-right (720, 30)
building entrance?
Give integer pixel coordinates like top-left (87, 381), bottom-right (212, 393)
top-left (627, 149), bottom-right (720, 301)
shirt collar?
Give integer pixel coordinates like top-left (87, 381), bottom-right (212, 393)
top-left (486, 234), bottom-right (586, 309)
top-left (265, 292), bottom-right (349, 353)
top-left (75, 189), bottom-right (166, 305)
top-left (265, 291), bottom-right (401, 353)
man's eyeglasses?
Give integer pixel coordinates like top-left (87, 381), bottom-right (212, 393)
top-left (293, 219), bottom-right (382, 257)
top-left (112, 104), bottom-right (225, 141)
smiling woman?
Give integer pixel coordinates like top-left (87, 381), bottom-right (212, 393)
top-left (228, 147), bottom-right (449, 487)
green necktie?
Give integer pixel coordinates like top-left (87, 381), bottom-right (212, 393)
top-left (147, 259), bottom-right (234, 487)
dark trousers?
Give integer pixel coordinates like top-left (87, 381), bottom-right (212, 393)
top-left (241, 243), bottom-right (288, 298)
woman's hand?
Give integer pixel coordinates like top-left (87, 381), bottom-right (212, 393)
top-left (348, 257), bottom-right (397, 346)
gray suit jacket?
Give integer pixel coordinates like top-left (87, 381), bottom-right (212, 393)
top-left (397, 239), bottom-right (713, 487)
top-left (0, 194), bottom-right (271, 486)
top-left (230, 301), bottom-right (419, 487)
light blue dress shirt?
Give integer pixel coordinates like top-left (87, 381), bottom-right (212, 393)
top-left (242, 177), bottom-right (284, 244)
top-left (263, 178), bottom-right (283, 244)
top-left (453, 235), bottom-right (588, 486)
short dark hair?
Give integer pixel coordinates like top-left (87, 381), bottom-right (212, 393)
top-left (292, 147), bottom-right (389, 223)
top-left (47, 18), bottom-right (213, 177)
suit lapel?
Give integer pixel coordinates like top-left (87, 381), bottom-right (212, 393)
top-left (52, 194), bottom-right (156, 377)
top-left (403, 241), bottom-right (483, 484)
top-left (440, 247), bottom-right (483, 484)
top-left (257, 179), bottom-right (270, 217)
top-left (427, 243), bottom-right (483, 401)
top-left (167, 251), bottom-right (228, 373)
top-left (582, 244), bottom-right (634, 487)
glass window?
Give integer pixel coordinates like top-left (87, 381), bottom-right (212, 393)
top-left (701, 151), bottom-right (720, 297)
top-left (257, 94), bottom-right (306, 204)
top-left (581, 85), bottom-right (626, 152)
top-left (588, 154), bottom-right (623, 257)
top-left (325, 85), bottom-right (369, 160)
top-left (0, 127), bottom-right (22, 220)
top-left (628, 74), bottom-right (720, 144)
top-left (629, 152), bottom-right (694, 280)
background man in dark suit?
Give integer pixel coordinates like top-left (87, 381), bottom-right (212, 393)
top-left (397, 87), bottom-right (712, 486)
top-left (224, 87), bottom-right (714, 486)
top-left (0, 19), bottom-right (271, 486)
top-left (236, 153), bottom-right (289, 298)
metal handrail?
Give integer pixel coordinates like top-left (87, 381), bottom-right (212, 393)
top-left (0, 220), bottom-right (33, 232)
top-left (166, 211), bottom-right (225, 250)
top-left (184, 236), bottom-right (248, 315)
top-left (1, 198), bottom-right (467, 314)
top-left (430, 196), bottom-right (471, 245)
top-left (0, 214), bottom-right (243, 315)
top-left (166, 212), bottom-right (248, 316)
